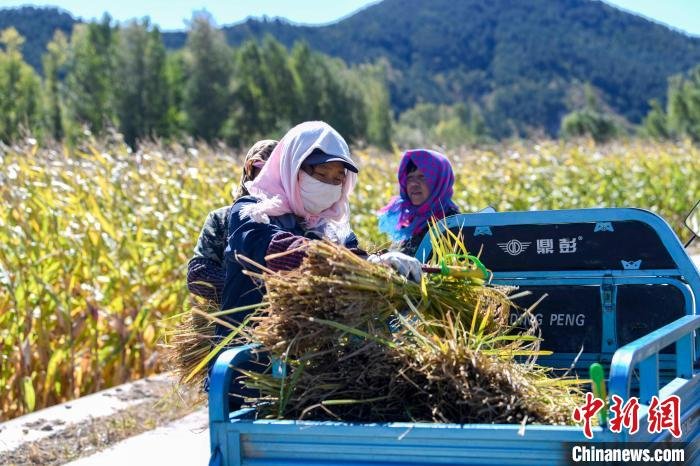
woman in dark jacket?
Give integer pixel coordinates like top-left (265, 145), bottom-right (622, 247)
top-left (219, 121), bottom-right (422, 336)
top-left (378, 149), bottom-right (460, 258)
top-left (220, 121), bottom-right (360, 331)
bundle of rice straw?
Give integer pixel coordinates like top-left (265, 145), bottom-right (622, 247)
top-left (165, 296), bottom-right (219, 389)
top-left (217, 227), bottom-right (585, 425)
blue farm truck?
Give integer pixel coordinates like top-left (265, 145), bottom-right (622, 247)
top-left (207, 204), bottom-right (700, 466)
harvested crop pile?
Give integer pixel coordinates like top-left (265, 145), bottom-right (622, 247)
top-left (217, 232), bottom-right (585, 425)
top-left (167, 296), bottom-right (218, 389)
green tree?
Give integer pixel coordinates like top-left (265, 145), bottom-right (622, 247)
top-left (224, 37), bottom-right (391, 148)
top-left (641, 99), bottom-right (669, 139)
top-left (455, 101), bottom-right (487, 140)
top-left (395, 101), bottom-right (488, 148)
top-left (561, 109), bottom-right (620, 143)
top-left (0, 27), bottom-right (42, 142)
top-left (113, 20), bottom-right (171, 147)
top-left (41, 30), bottom-right (68, 141)
top-left (114, 21), bottom-right (148, 147)
top-left (398, 103), bottom-right (442, 132)
top-left (289, 42), bottom-right (324, 122)
top-left (259, 36), bottom-right (297, 129)
top-left (183, 13), bottom-right (232, 142)
top-left (641, 66), bottom-right (700, 142)
top-left (224, 40), bottom-right (269, 146)
top-left (432, 104), bottom-right (488, 148)
top-left (290, 44), bottom-right (377, 145)
top-left (667, 67), bottom-right (700, 141)
top-left (320, 58), bottom-right (367, 145)
top-left (288, 41), bottom-right (358, 136)
top-left (358, 62), bottom-right (393, 148)
top-left (63, 16), bottom-right (116, 138)
top-left (164, 51), bottom-right (188, 137)
top-left (560, 85), bottom-right (621, 143)
top-left (143, 27), bottom-right (170, 138)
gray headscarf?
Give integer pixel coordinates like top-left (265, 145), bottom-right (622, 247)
top-left (232, 139), bottom-right (278, 200)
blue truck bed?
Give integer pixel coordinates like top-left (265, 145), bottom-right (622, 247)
top-left (208, 208), bottom-right (700, 466)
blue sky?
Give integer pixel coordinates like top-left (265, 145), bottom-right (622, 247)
top-left (0, 0), bottom-right (698, 36)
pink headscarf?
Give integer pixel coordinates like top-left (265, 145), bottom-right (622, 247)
top-left (241, 121), bottom-right (358, 231)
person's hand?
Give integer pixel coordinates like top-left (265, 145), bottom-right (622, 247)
top-left (368, 251), bottom-right (422, 282)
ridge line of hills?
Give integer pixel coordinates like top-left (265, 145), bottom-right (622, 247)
top-left (2, 1), bottom-right (700, 137)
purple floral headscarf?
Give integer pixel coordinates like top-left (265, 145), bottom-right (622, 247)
top-left (378, 149), bottom-right (458, 241)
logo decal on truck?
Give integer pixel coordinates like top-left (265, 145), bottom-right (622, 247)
top-left (498, 237), bottom-right (584, 256)
top-left (621, 259), bottom-right (642, 270)
top-left (497, 239), bottom-right (531, 256)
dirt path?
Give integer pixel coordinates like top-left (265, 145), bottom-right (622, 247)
top-left (0, 377), bottom-right (202, 466)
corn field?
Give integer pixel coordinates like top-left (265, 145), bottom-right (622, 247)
top-left (1, 137), bottom-right (699, 421)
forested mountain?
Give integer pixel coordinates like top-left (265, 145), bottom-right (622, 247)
top-left (3, 0), bottom-right (700, 137)
top-left (0, 7), bottom-right (76, 71)
top-left (204, 0), bottom-right (700, 136)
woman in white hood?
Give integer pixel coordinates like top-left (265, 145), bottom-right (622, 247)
top-left (219, 121), bottom-right (421, 334)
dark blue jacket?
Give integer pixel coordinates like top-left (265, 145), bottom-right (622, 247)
top-left (219, 196), bottom-right (358, 334)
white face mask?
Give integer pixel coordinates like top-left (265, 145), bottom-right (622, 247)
top-left (298, 171), bottom-right (343, 214)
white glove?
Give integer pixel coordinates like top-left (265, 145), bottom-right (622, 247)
top-left (368, 251), bottom-right (422, 282)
